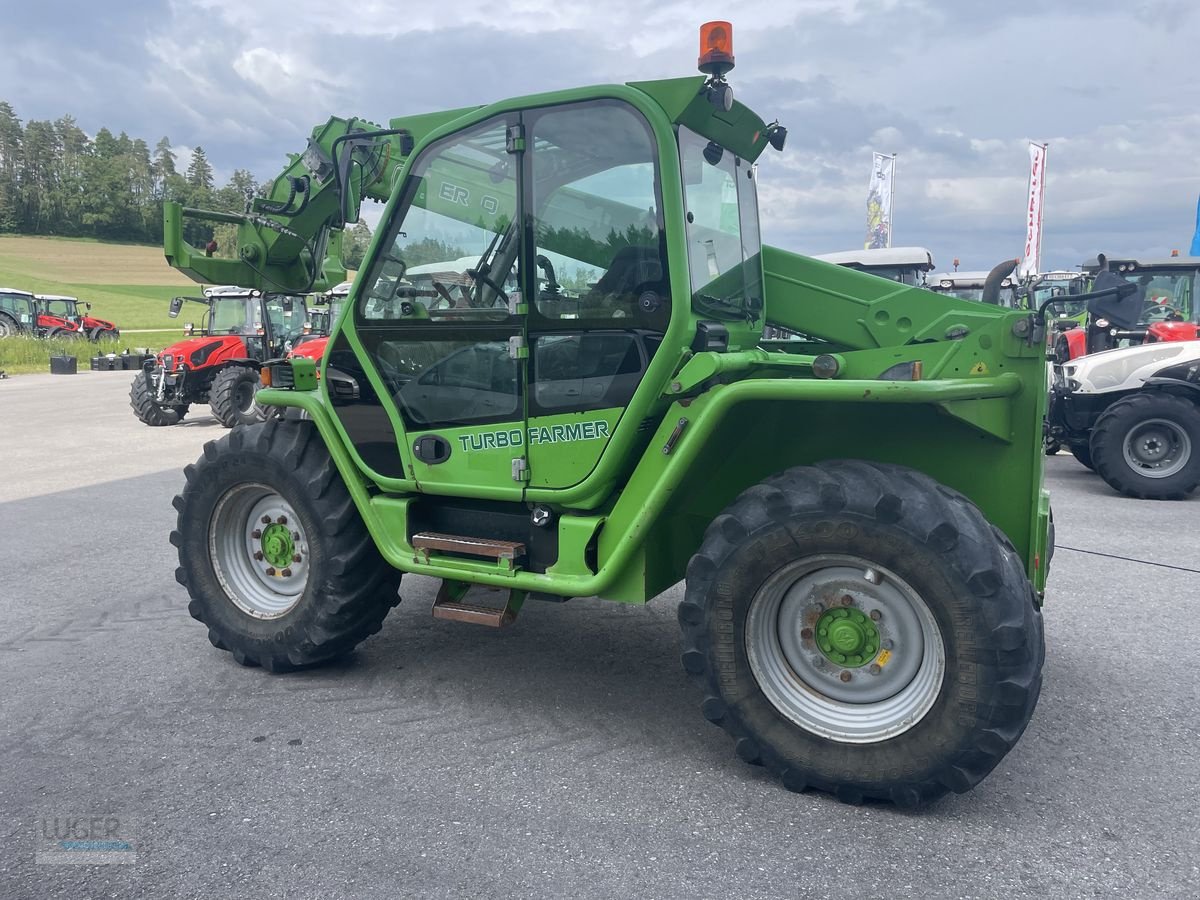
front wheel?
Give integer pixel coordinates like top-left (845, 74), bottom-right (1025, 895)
top-left (1091, 392), bottom-right (1200, 499)
top-left (678, 460), bottom-right (1044, 807)
top-left (210, 365), bottom-right (267, 428)
top-left (129, 372), bottom-right (184, 426)
top-left (172, 420), bottom-right (402, 670)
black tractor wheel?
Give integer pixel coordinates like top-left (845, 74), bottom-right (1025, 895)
top-left (172, 419), bottom-right (402, 671)
top-left (1090, 392), bottom-right (1200, 500)
top-left (91, 326), bottom-right (119, 342)
top-left (210, 365), bottom-right (266, 428)
top-left (129, 372), bottom-right (185, 427)
top-left (47, 327), bottom-right (84, 341)
top-left (0, 314), bottom-right (17, 338)
top-left (678, 460), bottom-right (1044, 808)
top-left (1069, 443), bottom-right (1094, 470)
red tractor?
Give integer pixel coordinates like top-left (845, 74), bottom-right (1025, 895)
top-left (1052, 255), bottom-right (1200, 362)
top-left (35, 294), bottom-right (120, 341)
top-left (286, 280), bottom-right (351, 366)
top-left (0, 286), bottom-right (87, 339)
top-left (129, 285), bottom-right (308, 427)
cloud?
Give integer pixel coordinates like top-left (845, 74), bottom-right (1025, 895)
top-left (0, 1), bottom-right (1198, 270)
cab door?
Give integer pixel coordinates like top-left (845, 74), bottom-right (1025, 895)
top-left (523, 101), bottom-right (672, 490)
top-left (343, 115), bottom-right (528, 495)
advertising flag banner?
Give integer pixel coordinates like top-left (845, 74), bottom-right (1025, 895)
top-left (864, 153), bottom-right (895, 250)
top-left (1190, 193), bottom-right (1200, 257)
top-left (1019, 142), bottom-right (1047, 279)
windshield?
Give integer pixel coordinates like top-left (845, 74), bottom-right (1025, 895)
top-left (43, 299), bottom-right (77, 317)
top-left (1031, 278), bottom-right (1086, 318)
top-left (1114, 271), bottom-right (1195, 323)
top-left (936, 285), bottom-right (1020, 308)
top-left (859, 266), bottom-right (926, 286)
top-left (678, 126), bottom-right (763, 321)
top-left (209, 297), bottom-right (260, 334)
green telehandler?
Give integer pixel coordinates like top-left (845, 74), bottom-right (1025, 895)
top-left (163, 23), bottom-right (1051, 807)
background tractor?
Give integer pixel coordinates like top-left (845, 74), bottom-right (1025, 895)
top-left (288, 280), bottom-right (351, 364)
top-left (1053, 255), bottom-right (1200, 362)
top-left (159, 23), bottom-right (1051, 808)
top-left (0, 286), bottom-right (86, 339)
top-left (1047, 340), bottom-right (1200, 498)
top-left (129, 285), bottom-right (307, 427)
top-left (34, 294), bottom-right (119, 341)
top-left (928, 270), bottom-right (1022, 308)
top-left (812, 247), bottom-right (936, 286)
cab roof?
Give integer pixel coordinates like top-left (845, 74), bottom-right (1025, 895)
top-left (814, 247), bottom-right (935, 270)
top-left (0, 287), bottom-right (34, 297)
top-left (1082, 256), bottom-right (1200, 273)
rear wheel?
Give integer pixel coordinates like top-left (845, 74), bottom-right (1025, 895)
top-left (1069, 443), bottom-right (1094, 470)
top-left (210, 365), bottom-right (266, 428)
top-left (678, 460), bottom-right (1043, 808)
top-left (172, 419), bottom-right (402, 671)
top-left (47, 327), bottom-right (84, 341)
top-left (1091, 393), bottom-right (1200, 500)
top-left (91, 326), bottom-right (119, 342)
top-left (129, 372), bottom-right (184, 426)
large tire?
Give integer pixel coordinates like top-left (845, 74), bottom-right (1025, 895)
top-left (678, 460), bottom-right (1044, 808)
top-left (210, 365), bottom-right (267, 428)
top-left (1090, 392), bottom-right (1200, 500)
top-left (129, 372), bottom-right (185, 427)
top-left (171, 419), bottom-right (402, 671)
top-left (91, 326), bottom-right (119, 342)
top-left (0, 314), bottom-right (17, 337)
top-left (47, 327), bottom-right (84, 341)
top-left (1069, 443), bottom-right (1094, 470)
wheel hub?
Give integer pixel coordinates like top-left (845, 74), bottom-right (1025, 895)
top-left (259, 523), bottom-right (295, 569)
top-left (815, 607), bottom-right (879, 667)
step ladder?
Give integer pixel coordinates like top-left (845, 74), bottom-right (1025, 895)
top-left (411, 533), bottom-right (528, 628)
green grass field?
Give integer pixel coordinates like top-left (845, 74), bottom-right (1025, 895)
top-left (0, 235), bottom-right (198, 373)
top-left (0, 235), bottom-right (197, 330)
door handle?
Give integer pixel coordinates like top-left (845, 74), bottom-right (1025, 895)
top-left (413, 435), bottom-right (452, 464)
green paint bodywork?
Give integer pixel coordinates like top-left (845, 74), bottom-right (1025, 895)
top-left (175, 71), bottom-right (1052, 608)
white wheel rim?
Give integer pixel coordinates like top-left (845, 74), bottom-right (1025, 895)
top-left (209, 483), bottom-right (309, 619)
top-left (746, 555), bottom-right (945, 744)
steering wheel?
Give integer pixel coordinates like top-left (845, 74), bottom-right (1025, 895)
top-left (466, 268), bottom-right (509, 305)
top-left (1142, 302), bottom-right (1184, 323)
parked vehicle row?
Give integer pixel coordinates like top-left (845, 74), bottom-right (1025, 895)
top-left (0, 286), bottom-right (119, 340)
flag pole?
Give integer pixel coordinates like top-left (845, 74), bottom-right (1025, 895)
top-left (888, 153), bottom-right (897, 249)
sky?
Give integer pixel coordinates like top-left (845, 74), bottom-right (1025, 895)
top-left (2, 0), bottom-right (1199, 271)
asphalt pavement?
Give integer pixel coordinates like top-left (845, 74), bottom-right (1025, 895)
top-left (1, 371), bottom-right (1197, 899)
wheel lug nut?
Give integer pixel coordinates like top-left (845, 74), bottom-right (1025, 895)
top-left (870, 609), bottom-right (882, 621)
top-left (292, 554), bottom-right (302, 563)
top-left (266, 566), bottom-right (276, 576)
top-left (251, 529), bottom-right (262, 539)
top-left (253, 551), bottom-right (264, 561)
top-left (839, 671), bottom-right (852, 683)
top-left (276, 515), bottom-right (288, 525)
top-left (282, 568), bottom-right (292, 577)
top-left (292, 531), bottom-right (301, 541)
top-left (261, 515), bottom-right (272, 525)
top-left (883, 639), bottom-right (894, 650)
top-left (869, 664), bottom-right (882, 675)
top-left (800, 627), bottom-right (813, 640)
top-left (840, 594), bottom-right (853, 606)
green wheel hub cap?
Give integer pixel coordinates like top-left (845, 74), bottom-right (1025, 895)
top-left (260, 523), bottom-right (295, 569)
top-left (815, 607), bottom-right (880, 668)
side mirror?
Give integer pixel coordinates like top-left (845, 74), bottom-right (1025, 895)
top-left (168, 297), bottom-right (184, 318)
top-left (85, 302), bottom-right (92, 311)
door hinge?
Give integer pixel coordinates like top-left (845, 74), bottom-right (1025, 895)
top-left (511, 457), bottom-right (531, 482)
top-left (508, 335), bottom-right (528, 359)
top-left (506, 124), bottom-right (526, 154)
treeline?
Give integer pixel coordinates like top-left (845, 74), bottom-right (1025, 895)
top-left (0, 100), bottom-right (371, 268)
